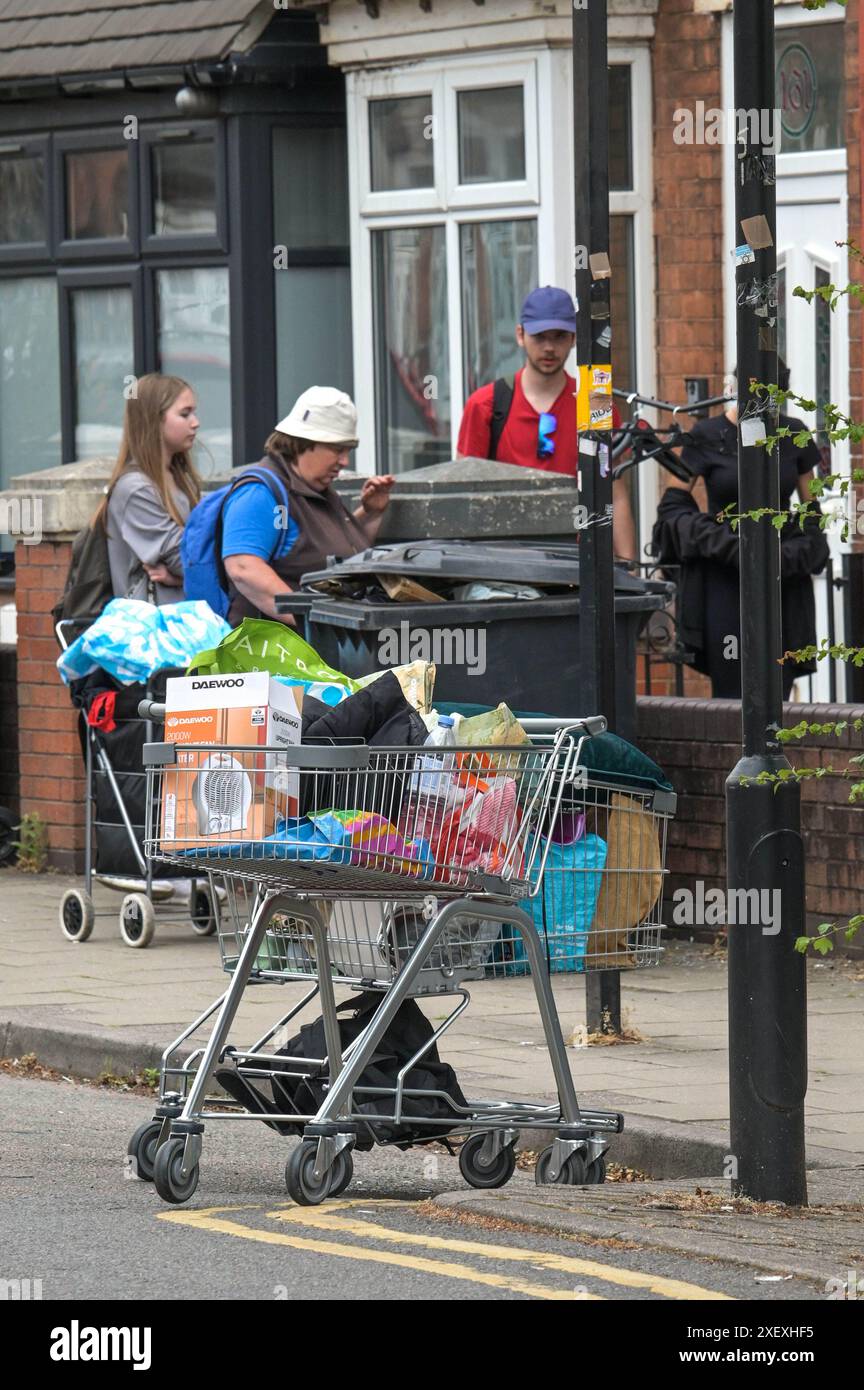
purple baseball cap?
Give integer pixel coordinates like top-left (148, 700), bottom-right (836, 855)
top-left (520, 285), bottom-right (578, 334)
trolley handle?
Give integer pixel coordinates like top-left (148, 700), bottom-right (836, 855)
top-left (519, 716), bottom-right (607, 738)
top-left (139, 700), bottom-right (165, 721)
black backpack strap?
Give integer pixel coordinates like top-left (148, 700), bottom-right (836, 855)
top-left (489, 375), bottom-right (515, 460)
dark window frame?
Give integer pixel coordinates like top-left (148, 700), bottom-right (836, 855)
top-left (139, 121), bottom-right (228, 256)
top-left (57, 264), bottom-right (145, 464)
top-left (53, 129), bottom-right (140, 261)
top-left (0, 134), bottom-right (51, 263)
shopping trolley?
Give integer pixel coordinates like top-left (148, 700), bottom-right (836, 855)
top-left (55, 619), bottom-right (220, 948)
top-left (130, 709), bottom-right (676, 1205)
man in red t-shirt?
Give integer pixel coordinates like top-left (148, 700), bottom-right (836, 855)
top-left (457, 285), bottom-right (637, 560)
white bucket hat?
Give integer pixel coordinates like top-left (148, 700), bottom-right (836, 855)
top-left (275, 386), bottom-right (359, 448)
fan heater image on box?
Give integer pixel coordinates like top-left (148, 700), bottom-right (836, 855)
top-left (191, 753), bottom-right (253, 837)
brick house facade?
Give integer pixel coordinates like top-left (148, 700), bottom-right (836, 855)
top-left (1, 0), bottom-right (862, 932)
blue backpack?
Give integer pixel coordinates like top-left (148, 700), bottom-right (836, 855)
top-left (181, 465), bottom-right (291, 619)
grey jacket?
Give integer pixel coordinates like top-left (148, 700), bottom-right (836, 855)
top-left (105, 469), bottom-right (191, 606)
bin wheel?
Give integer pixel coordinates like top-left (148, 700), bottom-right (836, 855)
top-left (285, 1141), bottom-right (339, 1206)
top-left (586, 1155), bottom-right (607, 1185)
top-left (534, 1146), bottom-right (588, 1186)
top-left (59, 888), bottom-right (95, 943)
top-left (153, 1137), bottom-right (199, 1205)
top-left (127, 1120), bottom-right (163, 1182)
top-left (458, 1133), bottom-right (517, 1190)
top-left (119, 893), bottom-right (155, 949)
top-left (191, 884), bottom-right (219, 937)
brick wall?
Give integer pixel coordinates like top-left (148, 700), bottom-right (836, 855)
top-left (653, 0), bottom-right (727, 410)
top-left (638, 695), bottom-right (864, 951)
top-left (15, 540), bottom-right (85, 873)
top-left (0, 643), bottom-right (19, 820)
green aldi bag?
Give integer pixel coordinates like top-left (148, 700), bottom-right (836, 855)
top-left (188, 618), bottom-right (359, 690)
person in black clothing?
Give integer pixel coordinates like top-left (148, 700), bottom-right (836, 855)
top-left (652, 365), bottom-right (829, 699)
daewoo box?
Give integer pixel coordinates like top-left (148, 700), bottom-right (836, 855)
top-left (160, 672), bottom-right (302, 850)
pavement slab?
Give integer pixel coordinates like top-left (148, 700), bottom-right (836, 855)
top-left (2, 868), bottom-right (863, 1177)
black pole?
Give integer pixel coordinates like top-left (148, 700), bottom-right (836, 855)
top-left (726, 0), bottom-right (807, 1205)
top-left (573, 0), bottom-right (620, 1034)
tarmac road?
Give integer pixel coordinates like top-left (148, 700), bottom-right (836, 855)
top-left (0, 1073), bottom-right (836, 1306)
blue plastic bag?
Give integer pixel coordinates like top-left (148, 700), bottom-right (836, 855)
top-left (57, 599), bottom-right (231, 686)
top-left (492, 832), bottom-right (607, 976)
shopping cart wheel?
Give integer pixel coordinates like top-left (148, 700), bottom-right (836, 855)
top-left (190, 883), bottom-right (219, 937)
top-left (586, 1155), bottom-right (607, 1185)
top-left (328, 1150), bottom-right (354, 1198)
top-left (458, 1133), bottom-right (517, 1190)
top-left (127, 1120), bottom-right (162, 1182)
top-left (534, 1146), bottom-right (588, 1186)
top-left (119, 893), bottom-right (156, 949)
top-left (59, 888), bottom-right (95, 943)
top-left (285, 1140), bottom-right (339, 1206)
top-left (153, 1137), bottom-right (199, 1204)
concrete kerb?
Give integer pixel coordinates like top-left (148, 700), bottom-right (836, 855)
top-left (1, 1014), bottom-right (851, 1179)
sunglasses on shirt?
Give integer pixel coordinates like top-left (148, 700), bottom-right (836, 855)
top-left (537, 412), bottom-right (557, 459)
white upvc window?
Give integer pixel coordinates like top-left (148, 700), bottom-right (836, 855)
top-left (348, 46), bottom-right (652, 486)
top-left (348, 52), bottom-right (548, 476)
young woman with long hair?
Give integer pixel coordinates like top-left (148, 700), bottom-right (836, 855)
top-left (96, 373), bottom-right (202, 605)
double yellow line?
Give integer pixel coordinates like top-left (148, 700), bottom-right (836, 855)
top-left (160, 1198), bottom-right (733, 1301)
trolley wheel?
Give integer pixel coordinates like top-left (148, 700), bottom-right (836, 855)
top-left (119, 893), bottom-right (156, 949)
top-left (127, 1120), bottom-right (162, 1183)
top-left (190, 884), bottom-right (219, 937)
top-left (534, 1146), bottom-right (588, 1186)
top-left (153, 1137), bottom-right (199, 1205)
top-left (586, 1155), bottom-right (607, 1185)
top-left (328, 1150), bottom-right (354, 1198)
top-left (59, 888), bottom-right (95, 943)
top-left (458, 1133), bottom-right (517, 1190)
top-left (285, 1141), bottom-right (338, 1206)
top-left (0, 806), bottom-right (17, 866)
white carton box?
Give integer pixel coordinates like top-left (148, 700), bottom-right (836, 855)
top-left (160, 672), bottom-right (302, 848)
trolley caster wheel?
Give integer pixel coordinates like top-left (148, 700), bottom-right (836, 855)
top-left (586, 1155), bottom-right (607, 1185)
top-left (458, 1133), bottom-right (517, 1190)
top-left (119, 893), bottom-right (155, 949)
top-left (127, 1120), bottom-right (163, 1183)
top-left (191, 884), bottom-right (219, 937)
top-left (153, 1137), bottom-right (199, 1205)
top-left (59, 888), bottom-right (95, 943)
top-left (285, 1141), bottom-right (339, 1206)
top-left (534, 1146), bottom-right (588, 1186)
top-left (328, 1150), bottom-right (354, 1198)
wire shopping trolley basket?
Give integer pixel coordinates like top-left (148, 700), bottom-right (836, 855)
top-left (130, 710), bottom-right (676, 1205)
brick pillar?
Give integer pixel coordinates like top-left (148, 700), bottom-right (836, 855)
top-left (15, 540), bottom-right (86, 872)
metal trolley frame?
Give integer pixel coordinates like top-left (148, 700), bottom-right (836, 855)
top-left (128, 712), bottom-right (676, 1205)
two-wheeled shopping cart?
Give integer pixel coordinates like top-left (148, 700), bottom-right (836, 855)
top-left (130, 711), bottom-right (675, 1205)
top-left (55, 619), bottom-right (220, 948)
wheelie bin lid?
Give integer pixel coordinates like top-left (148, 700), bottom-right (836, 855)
top-left (300, 539), bottom-right (672, 595)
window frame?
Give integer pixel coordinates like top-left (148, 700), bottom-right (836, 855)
top-left (349, 53), bottom-right (546, 475)
top-left (139, 121), bottom-right (228, 256)
top-left (0, 134), bottom-right (52, 264)
top-left (57, 265), bottom-right (145, 465)
top-left (53, 129), bottom-right (140, 262)
top-left (444, 64), bottom-right (539, 209)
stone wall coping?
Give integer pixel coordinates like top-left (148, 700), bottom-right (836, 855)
top-left (0, 456), bottom-right (580, 543)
